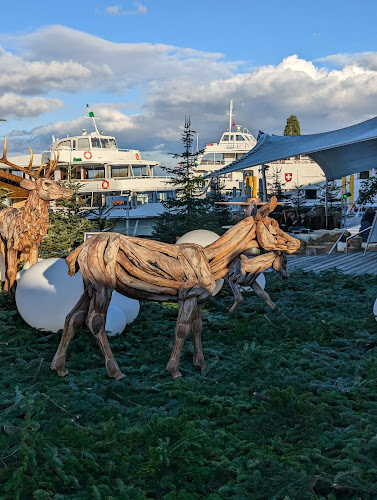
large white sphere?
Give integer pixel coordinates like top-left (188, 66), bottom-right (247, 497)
top-left (176, 229), bottom-right (224, 296)
top-left (106, 305), bottom-right (127, 336)
top-left (373, 298), bottom-right (377, 321)
top-left (16, 258), bottom-right (139, 334)
top-left (16, 258), bottom-right (84, 333)
top-left (110, 290), bottom-right (140, 324)
top-left (17, 258), bottom-right (44, 281)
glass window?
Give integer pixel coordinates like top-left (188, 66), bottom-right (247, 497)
top-left (58, 140), bottom-right (71, 149)
top-left (201, 153), bottom-right (214, 164)
top-left (11, 170), bottom-right (23, 177)
top-left (222, 135), bottom-right (229, 141)
top-left (230, 135), bottom-right (235, 141)
top-left (214, 153), bottom-right (224, 164)
top-left (91, 137), bottom-right (102, 148)
top-left (78, 138), bottom-right (90, 149)
top-left (359, 171), bottom-right (370, 179)
top-left (305, 189), bottom-right (317, 200)
top-left (101, 138), bottom-right (117, 149)
top-left (111, 167), bottom-right (129, 178)
top-left (133, 166), bottom-right (147, 177)
top-left (82, 167), bottom-right (105, 179)
top-left (236, 135), bottom-right (245, 141)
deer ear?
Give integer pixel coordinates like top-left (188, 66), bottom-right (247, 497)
top-left (256, 195), bottom-right (278, 220)
top-left (20, 178), bottom-right (36, 191)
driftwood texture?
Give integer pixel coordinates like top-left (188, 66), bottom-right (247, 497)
top-left (0, 138), bottom-right (73, 294)
top-left (51, 196), bottom-right (300, 380)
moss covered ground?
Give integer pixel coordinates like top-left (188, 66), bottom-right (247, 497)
top-left (0, 270), bottom-right (377, 500)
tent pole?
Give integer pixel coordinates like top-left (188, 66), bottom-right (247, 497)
top-left (325, 180), bottom-right (329, 229)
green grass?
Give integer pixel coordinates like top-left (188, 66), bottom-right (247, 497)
top-left (1, 270), bottom-right (377, 500)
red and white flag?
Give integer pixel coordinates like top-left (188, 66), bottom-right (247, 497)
top-left (285, 173), bottom-right (293, 182)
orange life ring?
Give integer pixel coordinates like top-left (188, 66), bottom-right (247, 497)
top-left (102, 180), bottom-right (110, 189)
top-left (135, 153), bottom-right (140, 160)
top-left (84, 151), bottom-right (92, 160)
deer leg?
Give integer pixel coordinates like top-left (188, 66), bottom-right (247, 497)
top-left (191, 304), bottom-right (206, 370)
top-left (4, 249), bottom-right (18, 297)
top-left (166, 297), bottom-right (197, 379)
top-left (28, 247), bottom-right (39, 266)
top-left (251, 281), bottom-right (276, 310)
top-left (87, 294), bottom-right (125, 381)
top-left (51, 291), bottom-right (91, 377)
top-left (228, 278), bottom-right (244, 314)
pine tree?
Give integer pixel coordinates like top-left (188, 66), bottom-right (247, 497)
top-left (357, 176), bottom-right (377, 204)
top-left (284, 115), bottom-right (301, 136)
top-left (266, 167), bottom-right (287, 200)
top-left (153, 117), bottom-right (232, 242)
top-left (39, 181), bottom-right (96, 258)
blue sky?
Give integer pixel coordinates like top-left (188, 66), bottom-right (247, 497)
top-left (1, 0), bottom-right (377, 161)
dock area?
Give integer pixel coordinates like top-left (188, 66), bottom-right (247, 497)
top-left (287, 252), bottom-right (377, 275)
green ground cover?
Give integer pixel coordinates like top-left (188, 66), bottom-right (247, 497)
top-left (0, 270), bottom-right (377, 500)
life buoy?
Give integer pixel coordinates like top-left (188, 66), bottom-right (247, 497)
top-left (102, 180), bottom-right (110, 189)
top-left (135, 153), bottom-right (140, 160)
top-left (84, 151), bottom-right (92, 160)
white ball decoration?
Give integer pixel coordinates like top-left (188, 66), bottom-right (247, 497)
top-left (16, 258), bottom-right (84, 333)
top-left (109, 290), bottom-right (140, 324)
top-left (176, 229), bottom-right (224, 296)
top-left (16, 258), bottom-right (44, 281)
top-left (106, 305), bottom-right (127, 336)
top-left (15, 258), bottom-right (139, 334)
top-left (373, 297), bottom-right (377, 321)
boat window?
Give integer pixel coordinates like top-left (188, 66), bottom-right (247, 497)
top-left (78, 138), bottom-right (90, 149)
top-left (91, 137), bottom-right (102, 148)
top-left (214, 153), bottom-right (224, 164)
top-left (11, 170), bottom-right (23, 177)
top-left (229, 135), bottom-right (235, 141)
top-left (72, 140), bottom-right (76, 150)
top-left (111, 167), bottom-right (129, 178)
top-left (101, 138), bottom-right (117, 149)
top-left (157, 191), bottom-right (174, 201)
top-left (305, 189), bottom-right (317, 200)
top-left (236, 135), bottom-right (245, 141)
top-left (133, 166), bottom-right (148, 177)
top-left (359, 171), bottom-right (370, 179)
top-left (82, 166), bottom-right (105, 179)
top-left (58, 140), bottom-right (71, 149)
top-left (201, 153), bottom-right (214, 164)
top-left (222, 135), bottom-right (229, 141)
top-left (136, 193), bottom-right (155, 205)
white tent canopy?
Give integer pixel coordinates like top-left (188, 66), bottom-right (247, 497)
top-left (208, 116), bottom-right (377, 180)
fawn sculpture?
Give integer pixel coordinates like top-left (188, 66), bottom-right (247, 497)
top-left (51, 196), bottom-right (300, 380)
top-left (0, 139), bottom-right (73, 294)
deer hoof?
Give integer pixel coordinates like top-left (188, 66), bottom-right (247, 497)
top-left (193, 353), bottom-right (206, 370)
top-left (50, 356), bottom-right (68, 377)
top-left (166, 360), bottom-right (182, 379)
top-left (106, 360), bottom-right (125, 381)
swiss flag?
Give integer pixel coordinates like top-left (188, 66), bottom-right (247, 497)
top-left (285, 173), bottom-right (293, 182)
top-left (232, 119), bottom-right (236, 127)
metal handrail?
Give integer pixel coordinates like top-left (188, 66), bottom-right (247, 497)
top-left (345, 227), bottom-right (370, 252)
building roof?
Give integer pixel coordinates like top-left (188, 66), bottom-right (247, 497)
top-left (208, 116), bottom-right (377, 180)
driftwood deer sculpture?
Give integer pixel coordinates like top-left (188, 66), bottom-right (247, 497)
top-left (0, 139), bottom-right (73, 294)
top-left (51, 196), bottom-right (300, 380)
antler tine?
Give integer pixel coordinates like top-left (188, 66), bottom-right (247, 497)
top-left (27, 146), bottom-right (34, 175)
top-left (45, 147), bottom-right (60, 178)
top-left (34, 155), bottom-right (48, 178)
top-left (0, 137), bottom-right (38, 179)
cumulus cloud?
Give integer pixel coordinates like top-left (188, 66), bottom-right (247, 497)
top-left (106, 2), bottom-right (147, 16)
top-left (2, 25), bottom-right (377, 155)
top-left (0, 93), bottom-right (63, 118)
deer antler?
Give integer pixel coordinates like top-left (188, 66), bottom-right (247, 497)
top-left (0, 138), bottom-right (36, 179)
top-left (0, 138), bottom-right (60, 180)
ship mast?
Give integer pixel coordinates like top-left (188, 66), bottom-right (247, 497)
top-left (86, 104), bottom-right (100, 135)
top-left (227, 100), bottom-right (235, 132)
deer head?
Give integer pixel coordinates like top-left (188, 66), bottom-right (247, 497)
top-left (0, 138), bottom-right (73, 201)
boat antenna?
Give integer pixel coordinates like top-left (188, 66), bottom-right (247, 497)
top-left (86, 104), bottom-right (100, 135)
top-left (226, 100), bottom-right (235, 132)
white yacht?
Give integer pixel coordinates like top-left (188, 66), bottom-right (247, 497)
top-left (197, 101), bottom-right (326, 202)
top-left (2, 107), bottom-right (175, 236)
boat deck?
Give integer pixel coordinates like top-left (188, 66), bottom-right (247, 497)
top-left (287, 252), bottom-right (377, 275)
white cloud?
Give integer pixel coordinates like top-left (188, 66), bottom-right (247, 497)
top-left (106, 2), bottom-right (147, 16)
top-left (2, 26), bottom-right (377, 156)
top-left (0, 93), bottom-right (63, 118)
